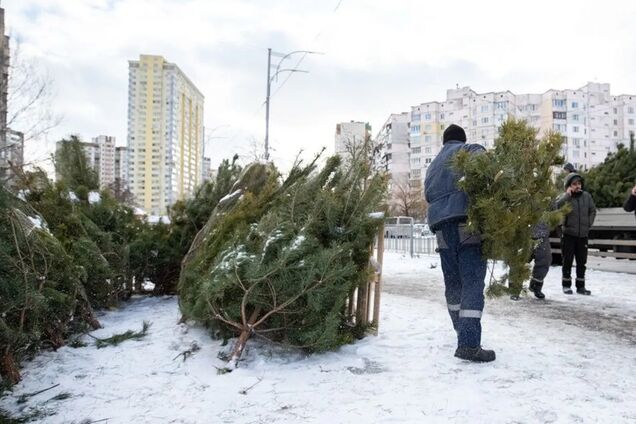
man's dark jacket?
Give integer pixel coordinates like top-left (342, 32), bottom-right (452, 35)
top-left (424, 140), bottom-right (485, 231)
top-left (555, 173), bottom-right (596, 238)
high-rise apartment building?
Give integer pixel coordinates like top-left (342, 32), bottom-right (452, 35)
top-left (409, 83), bottom-right (636, 188)
top-left (127, 54), bottom-right (204, 215)
top-left (114, 146), bottom-right (128, 186)
top-left (202, 157), bottom-right (212, 182)
top-left (92, 135), bottom-right (115, 187)
top-left (0, 5), bottom-right (14, 183)
top-left (373, 113), bottom-right (410, 209)
top-left (55, 136), bottom-right (122, 189)
top-left (0, 5), bottom-right (9, 132)
top-left (0, 129), bottom-right (23, 183)
top-left (335, 121), bottom-right (372, 157)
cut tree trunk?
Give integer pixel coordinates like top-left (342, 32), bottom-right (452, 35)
top-left (226, 308), bottom-right (261, 370)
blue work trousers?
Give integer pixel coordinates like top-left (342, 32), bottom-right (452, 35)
top-left (435, 221), bottom-right (487, 348)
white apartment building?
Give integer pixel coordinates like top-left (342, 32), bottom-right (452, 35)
top-left (373, 113), bottom-right (410, 207)
top-left (55, 136), bottom-right (121, 189)
top-left (202, 157), bottom-right (212, 182)
top-left (409, 82), bottom-right (636, 187)
top-left (0, 129), bottom-right (24, 184)
top-left (127, 54), bottom-right (204, 215)
top-left (92, 135), bottom-right (116, 187)
top-left (335, 121), bottom-right (372, 157)
top-left (114, 146), bottom-right (128, 186)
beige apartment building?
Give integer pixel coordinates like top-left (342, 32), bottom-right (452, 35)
top-left (409, 83), bottom-right (636, 188)
top-left (127, 54), bottom-right (204, 215)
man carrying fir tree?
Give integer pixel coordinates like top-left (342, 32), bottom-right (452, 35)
top-left (556, 173), bottom-right (596, 295)
top-left (425, 124), bottom-right (496, 363)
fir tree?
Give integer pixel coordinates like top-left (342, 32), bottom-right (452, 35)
top-left (583, 144), bottom-right (636, 207)
top-left (179, 149), bottom-right (387, 368)
top-left (0, 186), bottom-right (99, 385)
top-left (128, 156), bottom-right (243, 294)
top-left (453, 118), bottom-right (568, 296)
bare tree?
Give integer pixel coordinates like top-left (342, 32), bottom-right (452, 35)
top-left (390, 176), bottom-right (427, 219)
top-left (1, 40), bottom-right (62, 185)
top-left (4, 40), bottom-right (62, 142)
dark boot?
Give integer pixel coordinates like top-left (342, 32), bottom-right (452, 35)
top-left (576, 278), bottom-right (590, 295)
top-left (562, 277), bottom-right (573, 294)
top-left (529, 280), bottom-right (546, 299)
top-left (455, 347), bottom-right (496, 362)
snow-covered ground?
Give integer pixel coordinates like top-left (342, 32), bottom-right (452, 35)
top-left (2, 252), bottom-right (635, 423)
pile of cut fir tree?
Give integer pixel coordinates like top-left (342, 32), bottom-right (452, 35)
top-left (1, 136), bottom-right (146, 386)
top-left (179, 150), bottom-right (387, 368)
top-left (453, 118), bottom-right (569, 297)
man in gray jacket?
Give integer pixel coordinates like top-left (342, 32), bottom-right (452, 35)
top-left (555, 173), bottom-right (596, 295)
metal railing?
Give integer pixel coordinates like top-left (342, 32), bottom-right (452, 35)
top-left (382, 223), bottom-right (437, 256)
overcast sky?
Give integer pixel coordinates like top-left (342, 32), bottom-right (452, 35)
top-left (5, 0), bottom-right (636, 171)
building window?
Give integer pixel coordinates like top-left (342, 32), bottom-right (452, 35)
top-left (552, 99), bottom-right (566, 108)
top-left (440, 113), bottom-right (445, 120)
top-left (481, 117), bottom-right (489, 124)
top-left (614, 119), bottom-right (618, 125)
top-left (425, 147), bottom-right (431, 154)
top-left (553, 111), bottom-right (567, 120)
top-left (571, 101), bottom-right (578, 108)
top-left (411, 113), bottom-right (420, 121)
top-left (495, 101), bottom-right (507, 110)
top-left (629, 119), bottom-right (635, 125)
top-left (424, 135), bottom-right (432, 142)
top-left (572, 114), bottom-right (579, 121)
top-left (425, 158), bottom-right (432, 164)
top-left (480, 105), bottom-right (488, 112)
top-left (614, 131), bottom-right (618, 137)
top-left (411, 147), bottom-right (421, 154)
top-left (629, 107), bottom-right (635, 114)
top-left (424, 113), bottom-right (431, 120)
top-left (573, 126), bottom-right (579, 133)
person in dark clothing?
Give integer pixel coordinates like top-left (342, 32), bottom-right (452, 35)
top-left (555, 173), bottom-right (596, 295)
top-left (424, 124), bottom-right (495, 363)
top-left (527, 222), bottom-right (551, 299)
top-left (623, 184), bottom-right (636, 217)
top-left (563, 163), bottom-right (576, 173)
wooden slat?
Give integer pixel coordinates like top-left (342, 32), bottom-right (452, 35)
top-left (372, 224), bottom-right (384, 335)
top-left (588, 251), bottom-right (636, 259)
top-left (550, 238), bottom-right (636, 247)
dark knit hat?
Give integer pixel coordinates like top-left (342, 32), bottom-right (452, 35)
top-left (564, 173), bottom-right (583, 189)
top-left (443, 124), bottom-right (466, 144)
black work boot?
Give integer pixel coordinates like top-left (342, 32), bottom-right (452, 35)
top-left (562, 278), bottom-right (573, 294)
top-left (455, 347), bottom-right (496, 362)
top-left (529, 280), bottom-right (546, 299)
top-left (576, 278), bottom-right (590, 295)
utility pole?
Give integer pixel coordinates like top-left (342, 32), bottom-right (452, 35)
top-left (263, 48), bottom-right (322, 161)
top-left (264, 48), bottom-right (272, 161)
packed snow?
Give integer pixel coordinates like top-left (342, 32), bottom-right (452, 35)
top-left (1, 252), bottom-right (635, 423)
